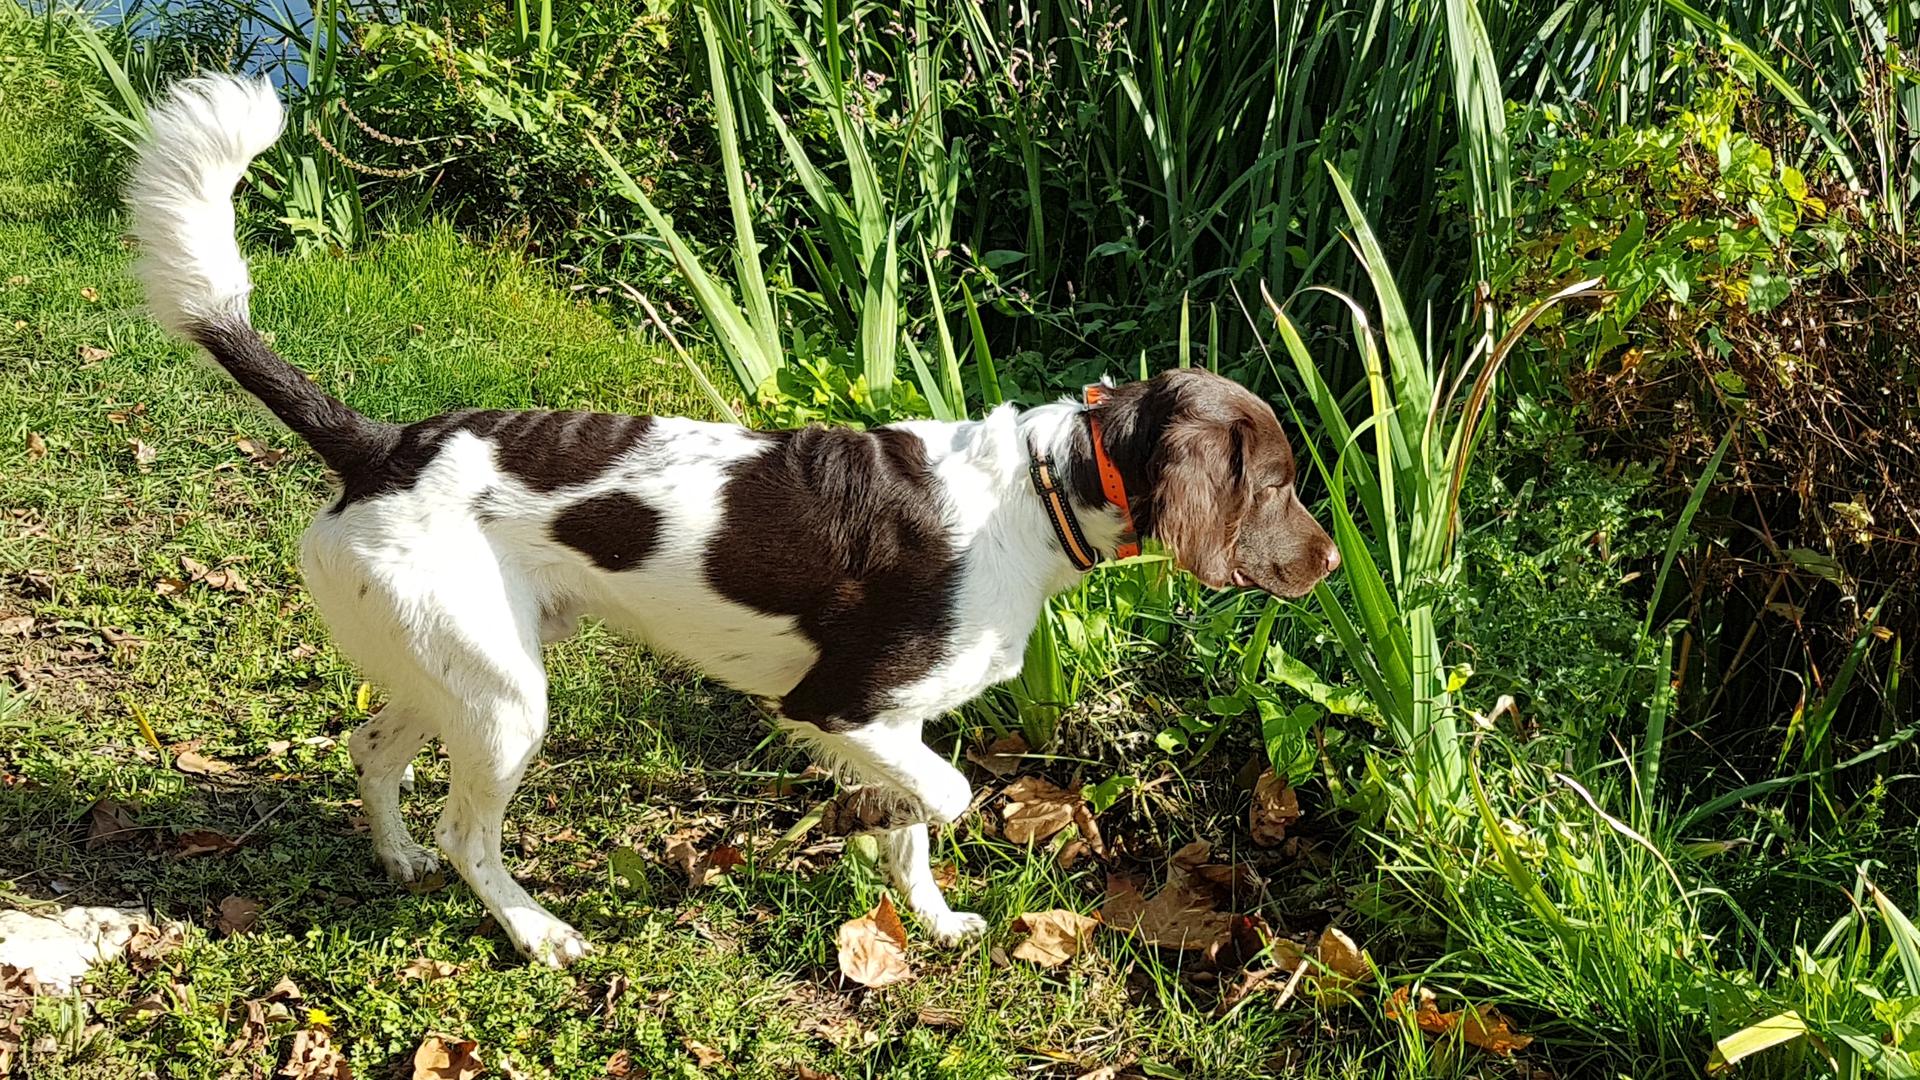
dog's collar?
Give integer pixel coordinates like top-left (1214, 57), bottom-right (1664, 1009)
top-left (1082, 384), bottom-right (1141, 560)
top-left (1028, 385), bottom-right (1141, 573)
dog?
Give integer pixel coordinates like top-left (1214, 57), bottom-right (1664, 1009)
top-left (126, 76), bottom-right (1340, 967)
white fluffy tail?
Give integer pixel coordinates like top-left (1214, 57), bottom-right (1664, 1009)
top-left (127, 75), bottom-right (285, 337)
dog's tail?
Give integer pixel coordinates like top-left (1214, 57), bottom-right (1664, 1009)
top-left (127, 75), bottom-right (392, 474)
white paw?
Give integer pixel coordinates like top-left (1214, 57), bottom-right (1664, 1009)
top-left (507, 913), bottom-right (591, 969)
top-left (919, 775), bottom-right (974, 825)
top-left (378, 843), bottom-right (441, 885)
top-left (922, 910), bottom-right (988, 946)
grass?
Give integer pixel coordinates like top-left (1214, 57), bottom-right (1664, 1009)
top-left (0, 56), bottom-right (1364, 1080)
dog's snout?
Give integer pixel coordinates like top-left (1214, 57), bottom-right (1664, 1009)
top-left (1324, 546), bottom-right (1341, 575)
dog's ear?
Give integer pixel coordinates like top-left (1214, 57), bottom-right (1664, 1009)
top-left (1151, 416), bottom-right (1252, 587)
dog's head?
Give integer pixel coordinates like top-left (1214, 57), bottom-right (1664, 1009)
top-left (1086, 369), bottom-right (1339, 598)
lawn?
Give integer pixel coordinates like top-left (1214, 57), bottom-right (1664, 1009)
top-left (0, 54), bottom-right (1347, 1080)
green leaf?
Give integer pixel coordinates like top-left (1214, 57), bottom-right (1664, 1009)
top-left (1748, 266), bottom-right (1792, 312)
top-left (1706, 1012), bottom-right (1808, 1074)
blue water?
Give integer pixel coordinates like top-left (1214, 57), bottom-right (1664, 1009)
top-left (102, 0), bottom-right (319, 87)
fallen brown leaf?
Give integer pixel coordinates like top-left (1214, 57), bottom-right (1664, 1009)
top-left (124, 922), bottom-right (185, 973)
top-left (235, 436), bottom-right (288, 467)
top-left (665, 833), bottom-right (743, 887)
top-left (129, 438), bottom-right (156, 472)
top-left (180, 555), bottom-right (210, 579)
top-left (86, 798), bottom-right (139, 849)
top-left (226, 998), bottom-right (269, 1058)
top-left (79, 286), bottom-right (99, 302)
top-left (278, 1024), bottom-right (350, 1079)
top-left (412, 1034), bottom-right (484, 1080)
top-left (1249, 770), bottom-right (1301, 847)
top-left (400, 957), bottom-right (460, 982)
top-left (200, 566), bottom-right (249, 593)
top-left (216, 896), bottom-right (262, 936)
top-left (835, 893), bottom-right (912, 989)
top-left (1099, 875), bottom-right (1234, 954)
top-left (966, 732), bottom-right (1028, 778)
top-left (605, 1048), bottom-right (635, 1077)
top-left (23, 434), bottom-right (44, 462)
top-left (1313, 925), bottom-right (1371, 998)
top-left (1010, 909), bottom-right (1100, 968)
top-left (1387, 985), bottom-right (1534, 1055)
top-left (176, 750), bottom-right (235, 776)
top-left (1001, 776), bottom-right (1084, 845)
top-left (175, 829), bottom-right (239, 857)
top-left (794, 1066), bottom-right (839, 1080)
top-left (683, 1037), bottom-right (725, 1069)
top-left (77, 344), bottom-right (111, 363)
top-left (154, 576), bottom-right (187, 597)
top-left (123, 989), bottom-right (170, 1020)
top-left (0, 616), bottom-right (29, 637)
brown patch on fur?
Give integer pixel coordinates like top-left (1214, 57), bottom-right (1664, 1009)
top-left (704, 427), bottom-right (959, 730)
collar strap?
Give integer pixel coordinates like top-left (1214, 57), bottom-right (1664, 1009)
top-left (1083, 384), bottom-right (1141, 559)
top-left (1029, 452), bottom-right (1099, 572)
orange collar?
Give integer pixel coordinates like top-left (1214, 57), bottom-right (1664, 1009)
top-left (1082, 384), bottom-right (1141, 560)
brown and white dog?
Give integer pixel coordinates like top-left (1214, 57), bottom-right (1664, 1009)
top-left (127, 77), bottom-right (1339, 966)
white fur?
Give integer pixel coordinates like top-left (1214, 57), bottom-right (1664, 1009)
top-left (126, 75), bottom-right (284, 336)
top-left (127, 74), bottom-right (1134, 968)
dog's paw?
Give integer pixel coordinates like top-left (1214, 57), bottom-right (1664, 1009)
top-left (507, 912), bottom-right (591, 969)
top-left (922, 910), bottom-right (989, 946)
top-left (378, 843), bottom-right (441, 886)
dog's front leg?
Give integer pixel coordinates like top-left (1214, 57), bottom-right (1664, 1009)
top-left (798, 717), bottom-right (986, 944)
top-left (883, 822), bottom-right (987, 945)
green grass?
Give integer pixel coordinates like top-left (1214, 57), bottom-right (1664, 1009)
top-left (0, 56), bottom-right (1357, 1080)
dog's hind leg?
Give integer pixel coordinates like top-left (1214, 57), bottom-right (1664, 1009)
top-left (348, 696), bottom-right (439, 884)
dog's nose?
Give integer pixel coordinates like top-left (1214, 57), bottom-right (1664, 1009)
top-left (1324, 547), bottom-right (1342, 575)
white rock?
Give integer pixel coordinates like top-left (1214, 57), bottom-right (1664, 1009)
top-left (0, 905), bottom-right (148, 990)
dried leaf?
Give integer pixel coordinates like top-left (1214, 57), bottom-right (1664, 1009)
top-left (179, 555), bottom-right (210, 580)
top-left (835, 894), bottom-right (912, 989)
top-left (200, 566), bottom-right (249, 593)
top-left (216, 895), bottom-right (262, 936)
top-left (79, 286), bottom-right (98, 302)
top-left (86, 798), bottom-right (139, 849)
top-left (794, 1066), bottom-right (839, 1080)
top-left (400, 957), bottom-right (460, 982)
top-left (154, 577), bottom-right (187, 597)
top-left (175, 829), bottom-right (239, 857)
top-left (128, 438), bottom-right (156, 471)
top-left (225, 998), bottom-right (268, 1058)
top-left (278, 1024), bottom-right (350, 1079)
top-left (1009, 910), bottom-right (1100, 968)
top-left (1099, 875), bottom-right (1234, 954)
top-left (76, 344), bottom-right (111, 363)
top-left (176, 750), bottom-right (235, 776)
top-left (1313, 926), bottom-right (1371, 997)
top-left (665, 833), bottom-right (743, 887)
top-left (23, 434), bottom-right (44, 462)
top-left (0, 616), bottom-right (30, 637)
top-left (603, 1048), bottom-right (635, 1077)
top-left (1001, 777), bottom-right (1084, 845)
top-left (1249, 770), bottom-right (1301, 847)
top-left (412, 1035), bottom-right (484, 1080)
top-left (235, 436), bottom-right (287, 467)
top-left (124, 922), bottom-right (185, 972)
top-left (966, 733), bottom-right (1028, 778)
top-left (683, 1038), bottom-right (725, 1069)
top-left (1387, 986), bottom-right (1534, 1055)
top-left (123, 989), bottom-right (170, 1019)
